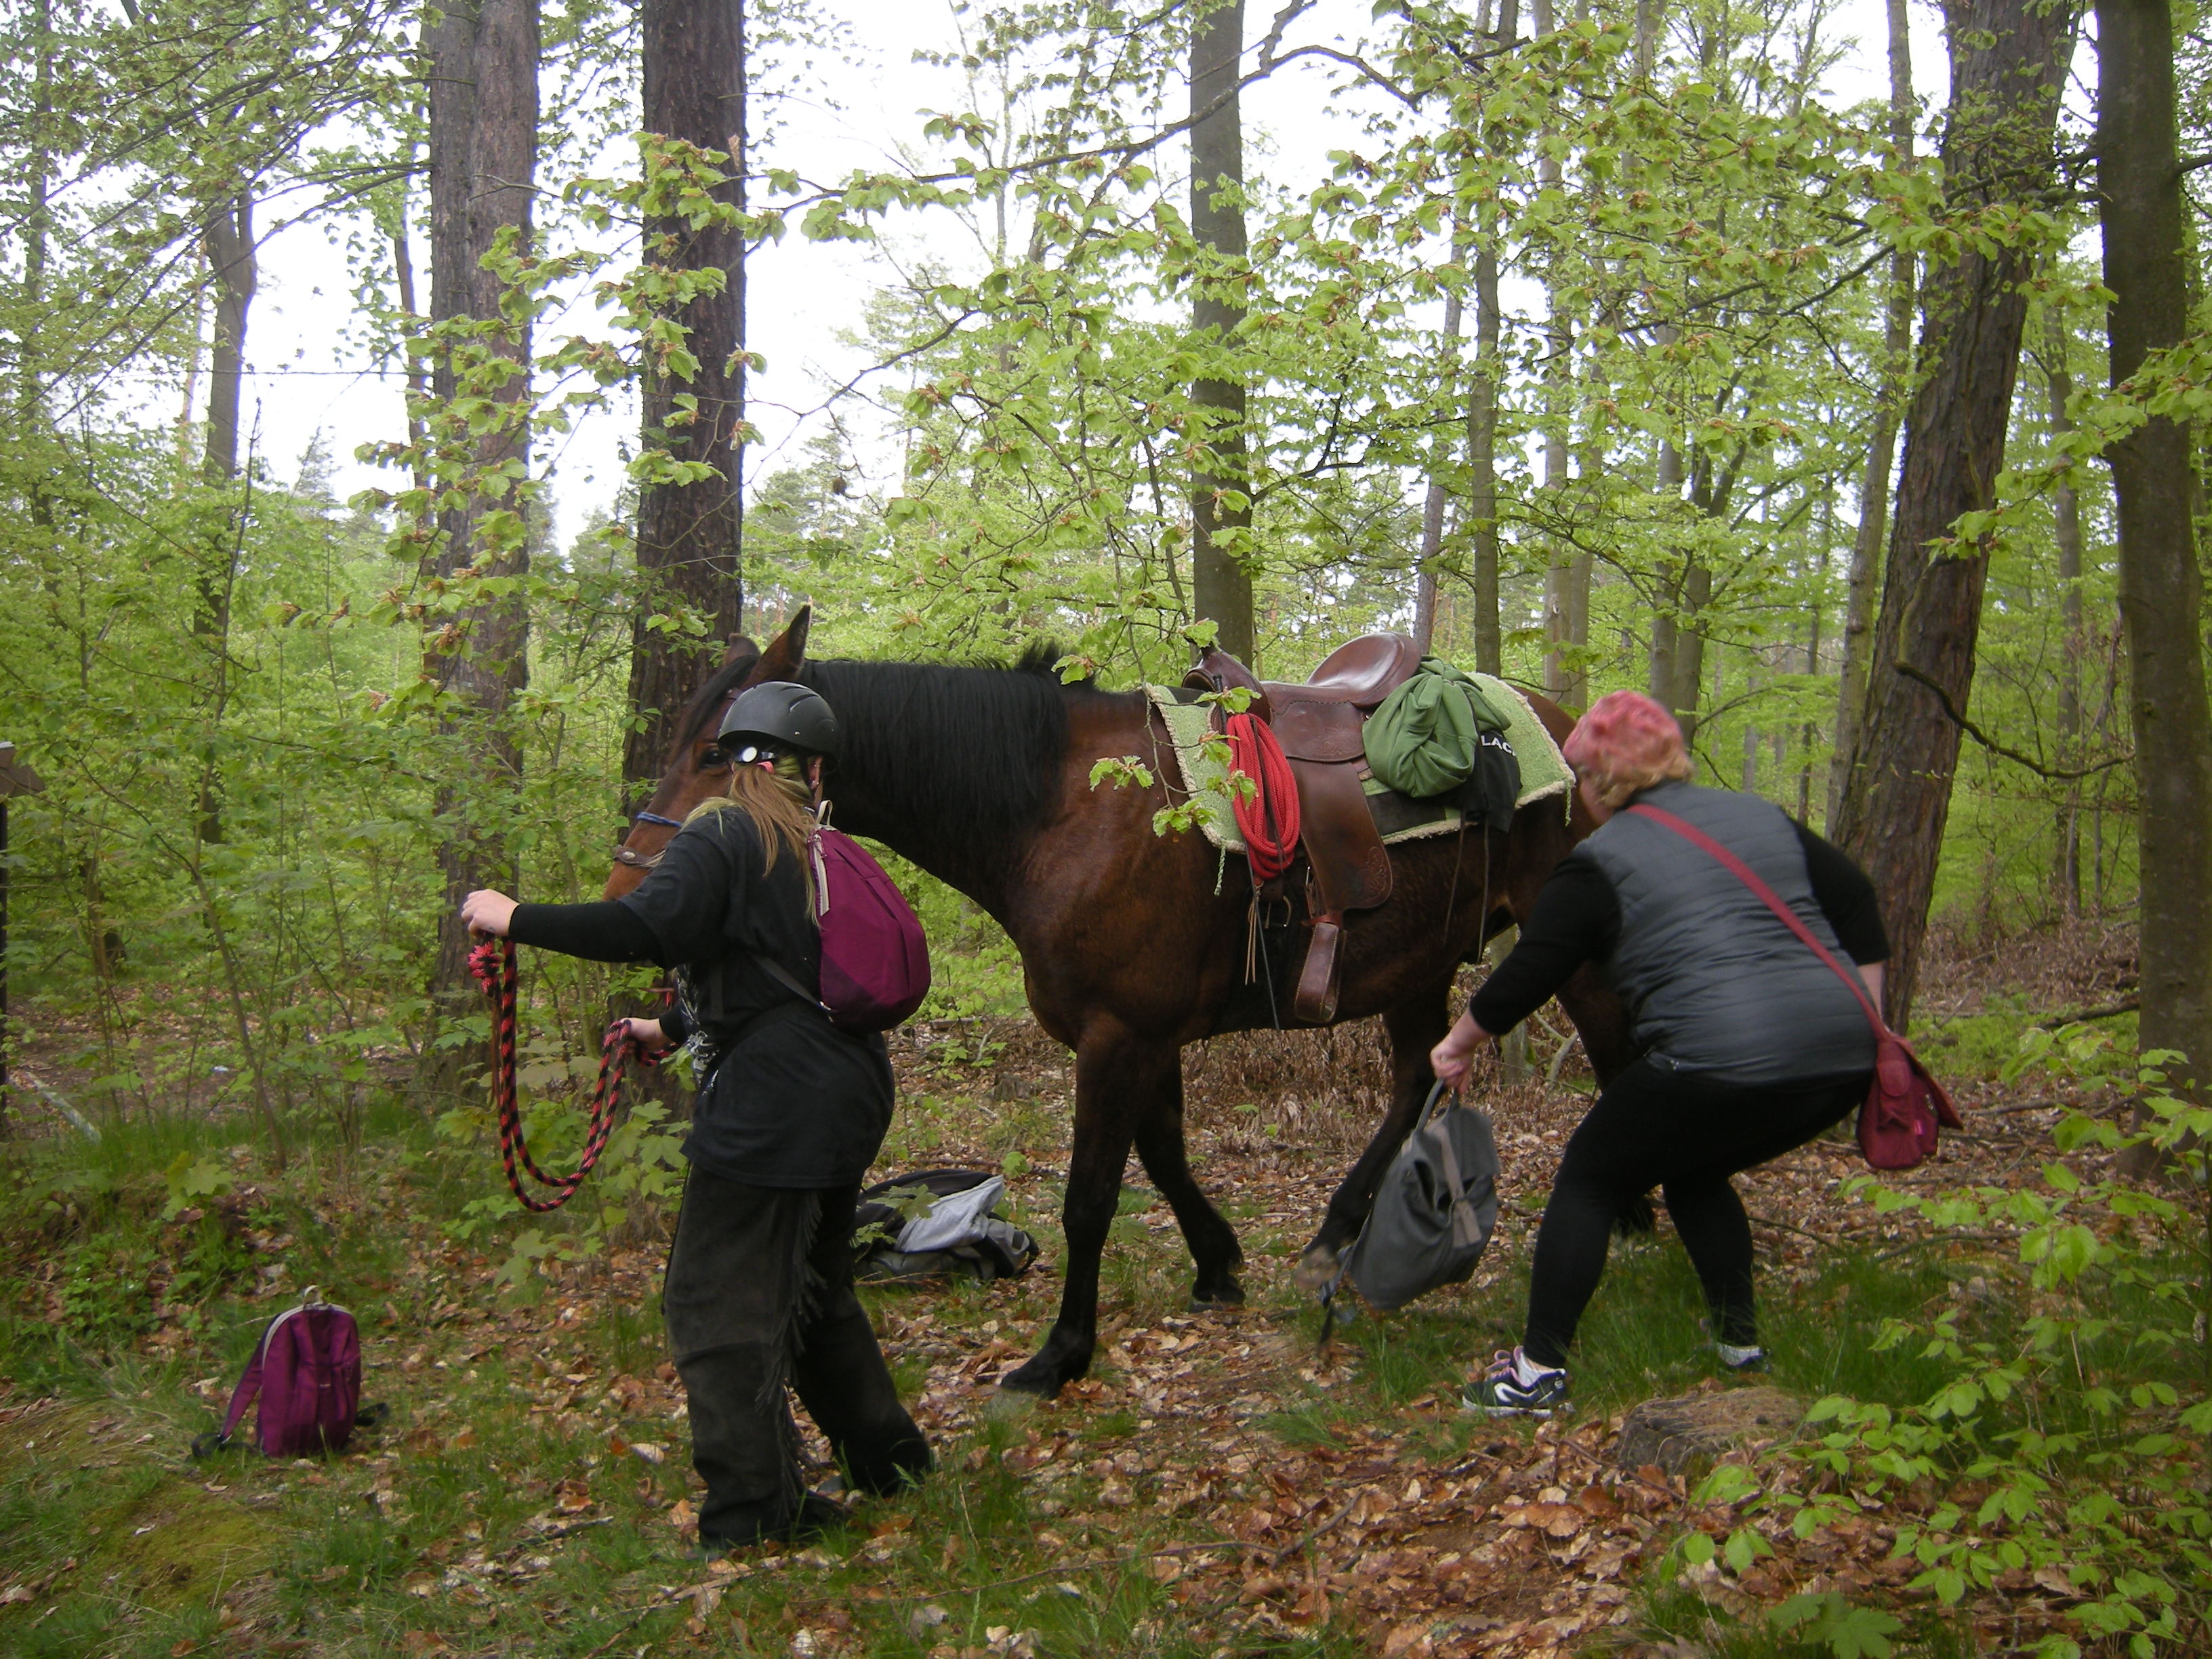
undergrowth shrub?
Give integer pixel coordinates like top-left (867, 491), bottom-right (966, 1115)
top-left (1692, 1025), bottom-right (2212, 1658)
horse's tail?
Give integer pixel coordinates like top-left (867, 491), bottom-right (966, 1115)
top-left (1614, 1193), bottom-right (1656, 1237)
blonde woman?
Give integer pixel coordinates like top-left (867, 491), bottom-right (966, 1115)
top-left (460, 682), bottom-right (929, 1548)
top-left (1431, 691), bottom-right (1887, 1416)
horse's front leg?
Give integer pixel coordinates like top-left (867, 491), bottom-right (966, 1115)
top-left (1294, 975), bottom-right (1454, 1292)
top-left (999, 1023), bottom-right (1175, 1398)
top-left (1132, 1061), bottom-right (1245, 1311)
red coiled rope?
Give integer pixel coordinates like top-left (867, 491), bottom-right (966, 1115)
top-left (1225, 710), bottom-right (1300, 881)
top-left (466, 937), bottom-right (663, 1213)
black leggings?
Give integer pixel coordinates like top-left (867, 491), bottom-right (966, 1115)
top-left (1521, 1058), bottom-right (1868, 1368)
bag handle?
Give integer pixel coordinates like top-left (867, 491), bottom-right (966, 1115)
top-left (1413, 1078), bottom-right (1456, 1133)
top-left (1624, 804), bottom-right (1888, 1040)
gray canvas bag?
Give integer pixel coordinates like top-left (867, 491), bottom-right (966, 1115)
top-left (1325, 1083), bottom-right (1501, 1322)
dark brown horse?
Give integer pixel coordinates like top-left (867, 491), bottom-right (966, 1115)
top-left (607, 611), bottom-right (1633, 1397)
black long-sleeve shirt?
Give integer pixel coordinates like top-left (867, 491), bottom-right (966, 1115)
top-left (1469, 820), bottom-right (1887, 1036)
top-left (505, 811), bottom-right (892, 1185)
top-left (507, 901), bottom-right (694, 1044)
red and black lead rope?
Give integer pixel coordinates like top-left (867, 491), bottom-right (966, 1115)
top-left (466, 935), bottom-right (663, 1213)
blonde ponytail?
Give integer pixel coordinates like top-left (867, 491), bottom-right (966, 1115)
top-left (686, 754), bottom-right (818, 903)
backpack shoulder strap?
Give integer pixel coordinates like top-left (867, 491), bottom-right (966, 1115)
top-left (756, 956), bottom-right (826, 1012)
top-left (1626, 802), bottom-right (1887, 1038)
top-left (193, 1311), bottom-right (281, 1456)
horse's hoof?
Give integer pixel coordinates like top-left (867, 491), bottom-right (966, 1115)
top-left (1292, 1246), bottom-right (1343, 1296)
top-left (996, 1360), bottom-right (1066, 1400)
top-left (1188, 1285), bottom-right (1246, 1314)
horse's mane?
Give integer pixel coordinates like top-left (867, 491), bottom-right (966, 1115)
top-left (672, 649), bottom-right (762, 745)
top-left (803, 645), bottom-right (1080, 843)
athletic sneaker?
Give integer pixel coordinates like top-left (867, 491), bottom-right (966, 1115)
top-left (1698, 1320), bottom-right (1769, 1373)
top-left (1461, 1347), bottom-right (1572, 1417)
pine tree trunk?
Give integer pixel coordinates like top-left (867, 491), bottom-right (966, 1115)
top-left (2095, 0), bottom-right (2212, 1158)
top-left (422, 0), bottom-right (541, 1086)
top-left (1189, 0), bottom-right (1255, 665)
top-left (1828, 0), bottom-right (2076, 1025)
top-left (1825, 0), bottom-right (1915, 830)
top-left (624, 0), bottom-right (747, 806)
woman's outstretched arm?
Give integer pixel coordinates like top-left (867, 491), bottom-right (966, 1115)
top-left (459, 889), bottom-right (661, 965)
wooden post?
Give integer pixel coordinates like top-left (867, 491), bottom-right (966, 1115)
top-left (0, 742), bottom-right (49, 1132)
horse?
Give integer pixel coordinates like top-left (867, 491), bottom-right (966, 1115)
top-left (605, 609), bottom-right (1634, 1397)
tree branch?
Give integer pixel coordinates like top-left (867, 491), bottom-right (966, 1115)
top-left (1894, 661), bottom-right (2133, 780)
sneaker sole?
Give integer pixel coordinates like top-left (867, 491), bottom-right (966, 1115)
top-left (1459, 1394), bottom-right (1572, 1418)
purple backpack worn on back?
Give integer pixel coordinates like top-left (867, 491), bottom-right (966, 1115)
top-left (762, 823), bottom-right (931, 1033)
top-left (194, 1286), bottom-right (363, 1458)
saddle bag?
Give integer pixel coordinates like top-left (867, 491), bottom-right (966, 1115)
top-left (1329, 1084), bottom-right (1501, 1314)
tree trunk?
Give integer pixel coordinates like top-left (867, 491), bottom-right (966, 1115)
top-left (2041, 303), bottom-right (2085, 911)
top-left (2095, 0), bottom-right (2212, 1151)
top-left (1828, 0), bottom-right (2076, 1025)
top-left (624, 0), bottom-right (747, 806)
top-left (18, 0), bottom-right (52, 426)
top-left (422, 0), bottom-right (541, 1084)
top-left (1467, 236), bottom-right (1503, 674)
top-left (196, 194), bottom-right (256, 844)
top-left (1189, 0), bottom-right (1255, 665)
top-left (1826, 0), bottom-right (1916, 830)
top-left (1534, 0), bottom-right (1583, 702)
top-left (1456, 0), bottom-right (1516, 676)
top-left (1414, 288), bottom-right (1462, 655)
top-left (394, 195), bottom-right (430, 490)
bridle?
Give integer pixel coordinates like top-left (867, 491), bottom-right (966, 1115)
top-left (613, 807), bottom-right (686, 871)
top-left (610, 689), bottom-right (746, 873)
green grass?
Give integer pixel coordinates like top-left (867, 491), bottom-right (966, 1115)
top-left (0, 1100), bottom-right (1380, 1656)
top-left (11, 1065), bottom-right (2188, 1656)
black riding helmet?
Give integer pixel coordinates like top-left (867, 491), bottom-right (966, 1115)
top-left (716, 680), bottom-right (840, 761)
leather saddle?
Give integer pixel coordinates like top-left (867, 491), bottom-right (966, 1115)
top-left (1185, 632), bottom-right (1425, 1024)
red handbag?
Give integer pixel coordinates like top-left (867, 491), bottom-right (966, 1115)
top-left (1628, 804), bottom-right (1961, 1170)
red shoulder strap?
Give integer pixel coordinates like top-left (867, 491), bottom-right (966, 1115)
top-left (1626, 803), bottom-right (1889, 1040)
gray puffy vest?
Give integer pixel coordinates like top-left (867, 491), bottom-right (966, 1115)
top-left (1577, 779), bottom-right (1875, 1084)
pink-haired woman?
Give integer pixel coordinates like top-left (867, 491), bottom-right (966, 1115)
top-left (1431, 691), bottom-right (1887, 1416)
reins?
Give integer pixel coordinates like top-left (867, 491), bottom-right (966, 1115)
top-left (466, 936), bottom-right (664, 1212)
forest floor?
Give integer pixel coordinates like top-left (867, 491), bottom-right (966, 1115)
top-left (0, 918), bottom-right (2179, 1658)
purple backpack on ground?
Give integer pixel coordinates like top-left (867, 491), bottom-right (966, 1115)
top-left (762, 822), bottom-right (931, 1033)
top-left (194, 1287), bottom-right (363, 1458)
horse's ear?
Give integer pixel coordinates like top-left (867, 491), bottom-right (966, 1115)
top-left (754, 605), bottom-right (811, 682)
top-left (720, 634), bottom-right (758, 668)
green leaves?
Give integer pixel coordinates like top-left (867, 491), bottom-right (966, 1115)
top-left (1768, 1591), bottom-right (1904, 1659)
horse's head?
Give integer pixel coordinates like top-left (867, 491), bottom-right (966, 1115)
top-left (602, 606), bottom-right (813, 899)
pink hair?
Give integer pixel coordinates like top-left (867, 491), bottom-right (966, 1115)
top-left (1563, 691), bottom-right (1692, 807)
